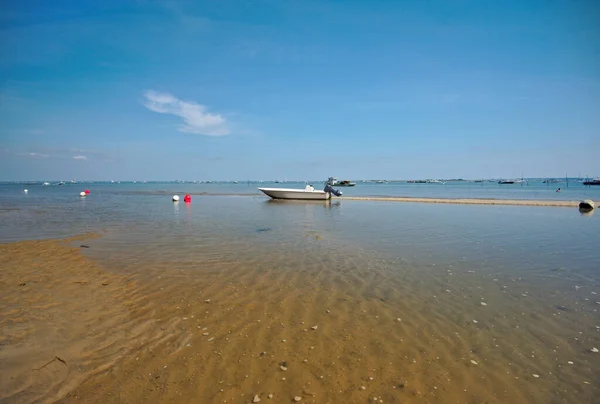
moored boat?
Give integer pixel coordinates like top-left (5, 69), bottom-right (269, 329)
top-left (583, 178), bottom-right (600, 186)
top-left (259, 180), bottom-right (343, 200)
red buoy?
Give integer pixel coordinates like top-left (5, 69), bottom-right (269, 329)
top-left (85, 189), bottom-right (90, 194)
top-left (184, 194), bottom-right (191, 203)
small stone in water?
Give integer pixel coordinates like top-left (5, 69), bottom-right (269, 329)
top-left (253, 394), bottom-right (260, 403)
top-left (470, 360), bottom-right (478, 365)
top-left (396, 318), bottom-right (402, 322)
top-left (472, 320), bottom-right (478, 324)
top-left (280, 366), bottom-right (288, 371)
top-left (532, 374), bottom-right (540, 378)
top-left (480, 302), bottom-right (487, 306)
top-left (591, 347), bottom-right (599, 353)
top-left (568, 361), bottom-right (574, 364)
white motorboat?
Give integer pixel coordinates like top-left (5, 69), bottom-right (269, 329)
top-left (259, 182), bottom-right (342, 200)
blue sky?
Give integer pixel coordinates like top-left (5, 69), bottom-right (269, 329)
top-left (1, 0), bottom-right (599, 181)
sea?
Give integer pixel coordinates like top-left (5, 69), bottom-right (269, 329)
top-left (1, 180), bottom-right (599, 403)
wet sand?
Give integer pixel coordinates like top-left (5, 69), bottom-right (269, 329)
top-left (342, 196), bottom-right (592, 207)
top-left (1, 236), bottom-right (599, 404)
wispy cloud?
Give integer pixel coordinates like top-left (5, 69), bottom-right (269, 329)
top-left (9, 147), bottom-right (117, 162)
top-left (143, 90), bottom-right (230, 136)
top-left (17, 152), bottom-right (49, 158)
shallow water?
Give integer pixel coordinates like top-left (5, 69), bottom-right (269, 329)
top-left (1, 183), bottom-right (599, 403)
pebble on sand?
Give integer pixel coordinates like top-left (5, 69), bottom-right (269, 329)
top-left (470, 360), bottom-right (478, 365)
top-left (532, 374), bottom-right (540, 378)
top-left (293, 397), bottom-right (302, 402)
top-left (268, 394), bottom-right (273, 399)
top-left (591, 347), bottom-right (599, 353)
top-left (253, 394), bottom-right (260, 402)
top-left (280, 365), bottom-right (288, 371)
top-left (311, 325), bottom-right (318, 330)
top-left (480, 302), bottom-right (488, 306)
top-left (360, 386), bottom-right (366, 390)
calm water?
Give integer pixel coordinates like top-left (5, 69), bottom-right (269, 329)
top-left (1, 181), bottom-right (598, 276)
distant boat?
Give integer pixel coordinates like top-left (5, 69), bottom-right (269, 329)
top-left (337, 180), bottom-right (356, 187)
top-left (583, 178), bottom-right (600, 186)
top-left (43, 182), bottom-right (50, 186)
top-left (325, 177), bottom-right (355, 186)
top-left (498, 180), bottom-right (515, 184)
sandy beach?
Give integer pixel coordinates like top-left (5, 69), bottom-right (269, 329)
top-left (1, 233), bottom-right (599, 404)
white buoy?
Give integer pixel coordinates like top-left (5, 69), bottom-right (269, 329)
top-left (23, 189), bottom-right (28, 194)
top-left (80, 191), bottom-right (86, 197)
top-left (172, 195), bottom-right (180, 202)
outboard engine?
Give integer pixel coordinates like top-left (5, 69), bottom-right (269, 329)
top-left (324, 183), bottom-right (343, 197)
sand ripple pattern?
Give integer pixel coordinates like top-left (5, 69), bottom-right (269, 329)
top-left (1, 236), bottom-right (599, 403)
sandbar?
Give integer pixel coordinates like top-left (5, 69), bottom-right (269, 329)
top-left (341, 196), bottom-right (590, 207)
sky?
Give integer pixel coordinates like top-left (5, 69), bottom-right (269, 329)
top-left (1, 0), bottom-right (599, 181)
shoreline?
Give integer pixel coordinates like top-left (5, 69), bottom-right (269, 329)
top-left (341, 196), bottom-right (590, 207)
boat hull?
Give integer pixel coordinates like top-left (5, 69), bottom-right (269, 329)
top-left (258, 187), bottom-right (332, 200)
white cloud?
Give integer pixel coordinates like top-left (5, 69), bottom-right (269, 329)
top-left (18, 152), bottom-right (49, 158)
top-left (143, 90), bottom-right (229, 136)
top-left (73, 155), bottom-right (88, 160)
